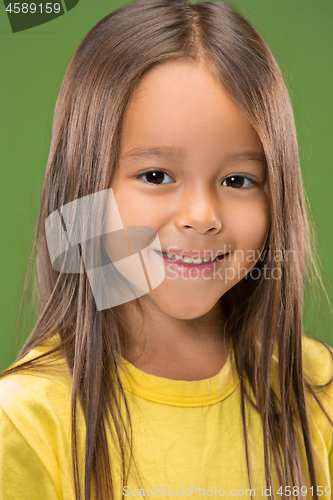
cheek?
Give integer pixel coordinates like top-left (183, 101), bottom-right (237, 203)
top-left (111, 185), bottom-right (148, 225)
top-left (230, 196), bottom-right (270, 251)
top-left (112, 184), bottom-right (170, 229)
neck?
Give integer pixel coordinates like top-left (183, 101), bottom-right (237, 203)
top-left (118, 298), bottom-right (230, 381)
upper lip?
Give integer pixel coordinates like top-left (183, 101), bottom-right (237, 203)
top-left (159, 249), bottom-right (228, 258)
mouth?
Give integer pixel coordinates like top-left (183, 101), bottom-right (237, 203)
top-left (154, 250), bottom-right (228, 266)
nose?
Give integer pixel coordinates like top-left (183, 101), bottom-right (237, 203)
top-left (174, 186), bottom-right (222, 235)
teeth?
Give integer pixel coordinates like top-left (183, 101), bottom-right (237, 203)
top-left (165, 252), bottom-right (217, 264)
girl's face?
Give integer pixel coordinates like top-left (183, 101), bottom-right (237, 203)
top-left (111, 60), bottom-right (270, 320)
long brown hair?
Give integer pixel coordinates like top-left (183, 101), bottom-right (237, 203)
top-left (2, 1), bottom-right (333, 499)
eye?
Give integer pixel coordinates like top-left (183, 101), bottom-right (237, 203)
top-left (138, 170), bottom-right (175, 185)
top-left (221, 175), bottom-right (256, 189)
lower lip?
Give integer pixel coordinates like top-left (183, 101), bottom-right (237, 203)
top-left (155, 251), bottom-right (229, 277)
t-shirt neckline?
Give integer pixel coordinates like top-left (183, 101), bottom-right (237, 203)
top-left (118, 348), bottom-right (239, 407)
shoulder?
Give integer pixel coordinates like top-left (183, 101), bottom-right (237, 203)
top-left (0, 335), bottom-right (75, 447)
top-left (0, 336), bottom-right (81, 499)
top-left (270, 335), bottom-right (333, 388)
top-left (301, 336), bottom-right (333, 446)
top-left (301, 335), bottom-right (333, 386)
top-left (270, 336), bottom-right (333, 441)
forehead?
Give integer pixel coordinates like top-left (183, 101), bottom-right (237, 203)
top-left (119, 60), bottom-right (264, 162)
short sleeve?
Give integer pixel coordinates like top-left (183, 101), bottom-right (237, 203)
top-left (0, 405), bottom-right (60, 499)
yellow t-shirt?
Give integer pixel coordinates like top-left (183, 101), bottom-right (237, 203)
top-left (0, 334), bottom-right (332, 500)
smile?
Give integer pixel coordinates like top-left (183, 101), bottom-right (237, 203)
top-left (153, 249), bottom-right (229, 277)
top-left (159, 251), bottom-right (226, 265)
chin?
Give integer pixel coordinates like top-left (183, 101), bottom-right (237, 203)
top-left (146, 288), bottom-right (221, 320)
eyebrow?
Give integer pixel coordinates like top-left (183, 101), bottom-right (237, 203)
top-left (120, 146), bottom-right (267, 166)
top-left (120, 146), bottom-right (185, 161)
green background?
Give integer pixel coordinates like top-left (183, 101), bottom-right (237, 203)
top-left (0, 0), bottom-right (332, 371)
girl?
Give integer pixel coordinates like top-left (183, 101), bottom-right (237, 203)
top-left (0, 0), bottom-right (332, 499)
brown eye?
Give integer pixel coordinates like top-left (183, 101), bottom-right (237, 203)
top-left (222, 175), bottom-right (255, 189)
top-left (139, 170), bottom-right (175, 185)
